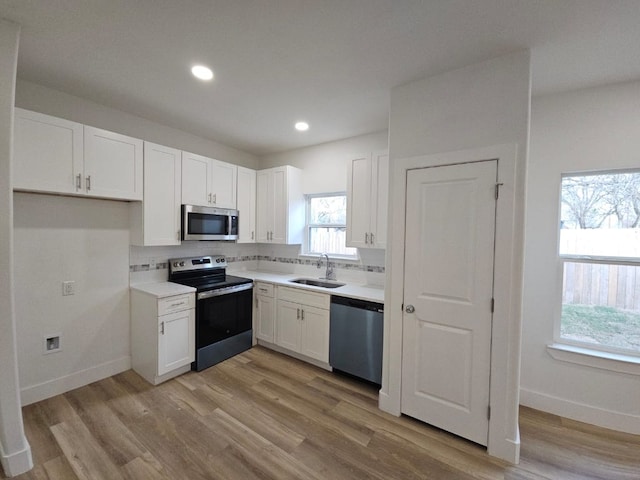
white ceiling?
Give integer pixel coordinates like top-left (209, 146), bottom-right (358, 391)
top-left (1, 0), bottom-right (639, 156)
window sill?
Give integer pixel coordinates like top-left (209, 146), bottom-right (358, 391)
top-left (546, 343), bottom-right (640, 375)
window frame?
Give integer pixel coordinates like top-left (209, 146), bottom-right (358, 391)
top-left (555, 169), bottom-right (640, 359)
top-left (302, 192), bottom-right (358, 260)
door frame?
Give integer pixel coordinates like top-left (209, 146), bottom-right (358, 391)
top-left (379, 144), bottom-right (523, 464)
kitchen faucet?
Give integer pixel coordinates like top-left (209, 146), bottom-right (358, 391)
top-left (317, 253), bottom-right (336, 280)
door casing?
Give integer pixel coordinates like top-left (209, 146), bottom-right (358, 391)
top-left (379, 144), bottom-right (523, 464)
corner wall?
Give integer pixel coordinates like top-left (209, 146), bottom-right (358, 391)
top-left (0, 18), bottom-right (33, 477)
top-left (383, 51), bottom-right (531, 463)
top-left (521, 81), bottom-right (640, 433)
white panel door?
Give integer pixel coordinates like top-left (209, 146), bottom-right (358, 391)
top-left (181, 152), bottom-right (211, 206)
top-left (210, 160), bottom-right (237, 209)
top-left (299, 305), bottom-right (329, 362)
top-left (84, 126), bottom-right (143, 200)
top-left (371, 152), bottom-right (389, 248)
top-left (142, 142), bottom-right (181, 245)
top-left (256, 170), bottom-right (271, 242)
top-left (13, 108), bottom-right (83, 195)
top-left (401, 160), bottom-right (497, 446)
top-left (157, 309), bottom-right (195, 376)
top-left (237, 166), bottom-right (257, 243)
top-left (271, 167), bottom-right (287, 244)
top-left (346, 155), bottom-right (372, 248)
top-left (255, 294), bottom-right (275, 343)
top-left (276, 300), bottom-right (301, 352)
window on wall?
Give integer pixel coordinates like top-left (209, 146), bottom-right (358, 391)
top-left (305, 193), bottom-right (357, 258)
top-left (558, 170), bottom-right (640, 356)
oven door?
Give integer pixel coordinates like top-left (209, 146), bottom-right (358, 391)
top-left (196, 283), bottom-right (253, 348)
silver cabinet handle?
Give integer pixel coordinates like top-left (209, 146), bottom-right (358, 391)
top-left (208, 193), bottom-right (212, 203)
top-left (405, 305), bottom-right (415, 313)
top-left (301, 309), bottom-right (304, 321)
top-left (160, 321), bottom-right (165, 334)
top-left (76, 174), bottom-right (82, 190)
top-left (212, 193), bottom-right (216, 204)
top-left (365, 233), bottom-right (369, 244)
top-left (251, 231), bottom-right (254, 240)
top-left (370, 232), bottom-right (375, 245)
top-left (86, 175), bottom-right (91, 191)
top-left (296, 308), bottom-right (300, 319)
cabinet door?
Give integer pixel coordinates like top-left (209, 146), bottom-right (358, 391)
top-left (140, 142), bottom-right (182, 245)
top-left (300, 305), bottom-right (330, 362)
top-left (181, 152), bottom-right (211, 206)
top-left (371, 152), bottom-right (389, 248)
top-left (346, 155), bottom-right (373, 248)
top-left (157, 308), bottom-right (195, 376)
top-left (210, 160), bottom-right (237, 209)
top-left (276, 300), bottom-right (301, 352)
top-left (271, 167), bottom-right (287, 244)
top-left (237, 166), bottom-right (257, 243)
top-left (84, 126), bottom-right (143, 200)
top-left (13, 108), bottom-right (83, 195)
top-left (255, 294), bottom-right (276, 343)
top-left (256, 170), bottom-right (272, 242)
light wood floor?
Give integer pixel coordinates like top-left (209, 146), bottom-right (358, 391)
top-left (4, 346), bottom-right (639, 479)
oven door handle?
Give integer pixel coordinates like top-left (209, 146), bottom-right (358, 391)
top-left (197, 282), bottom-right (254, 300)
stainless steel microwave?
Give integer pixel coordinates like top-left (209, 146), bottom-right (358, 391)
top-left (182, 205), bottom-right (239, 241)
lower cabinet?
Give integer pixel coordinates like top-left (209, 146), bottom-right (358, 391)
top-left (275, 286), bottom-right (330, 363)
top-left (131, 287), bottom-right (195, 385)
top-left (255, 282), bottom-right (276, 343)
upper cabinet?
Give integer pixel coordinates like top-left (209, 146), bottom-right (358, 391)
top-left (13, 108), bottom-right (143, 200)
top-left (130, 142), bottom-right (182, 246)
top-left (346, 151), bottom-right (389, 249)
top-left (236, 166), bottom-right (257, 243)
top-left (181, 151), bottom-right (237, 209)
top-left (256, 165), bottom-right (304, 244)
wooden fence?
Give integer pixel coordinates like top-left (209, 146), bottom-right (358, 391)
top-left (563, 261), bottom-right (640, 312)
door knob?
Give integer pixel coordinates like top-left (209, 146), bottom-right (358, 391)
top-left (405, 305), bottom-right (415, 313)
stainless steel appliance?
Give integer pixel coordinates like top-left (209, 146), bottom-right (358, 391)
top-left (329, 296), bottom-right (384, 384)
top-left (182, 205), bottom-right (239, 241)
top-left (168, 255), bottom-right (252, 371)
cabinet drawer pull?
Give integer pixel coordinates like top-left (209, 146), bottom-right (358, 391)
top-left (301, 309), bottom-right (304, 320)
top-left (160, 321), bottom-right (165, 335)
top-left (212, 193), bottom-right (216, 204)
top-left (370, 232), bottom-right (374, 244)
top-left (296, 308), bottom-right (300, 320)
top-left (76, 173), bottom-right (82, 190)
top-left (365, 233), bottom-right (369, 244)
top-left (86, 175), bottom-right (91, 191)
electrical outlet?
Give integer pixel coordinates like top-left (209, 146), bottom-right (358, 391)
top-left (149, 258), bottom-right (156, 270)
top-left (62, 280), bottom-right (75, 296)
top-left (44, 334), bottom-right (61, 354)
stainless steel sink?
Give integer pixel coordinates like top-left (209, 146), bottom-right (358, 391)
top-left (290, 278), bottom-right (346, 289)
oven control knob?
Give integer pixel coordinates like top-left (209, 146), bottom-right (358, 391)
top-left (173, 261), bottom-right (179, 267)
top-left (179, 261), bottom-right (185, 267)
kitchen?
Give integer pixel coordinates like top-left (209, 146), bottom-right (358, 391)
top-left (2, 2), bottom-right (640, 478)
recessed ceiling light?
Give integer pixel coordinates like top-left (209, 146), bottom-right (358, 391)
top-left (191, 65), bottom-right (214, 81)
top-left (295, 121), bottom-right (309, 131)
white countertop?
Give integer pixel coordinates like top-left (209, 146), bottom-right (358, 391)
top-left (235, 270), bottom-right (385, 303)
top-left (130, 282), bottom-right (196, 298)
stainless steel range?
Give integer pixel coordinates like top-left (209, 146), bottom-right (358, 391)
top-left (168, 255), bottom-right (253, 371)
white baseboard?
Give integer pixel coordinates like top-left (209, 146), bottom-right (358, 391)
top-left (488, 430), bottom-right (520, 464)
top-left (0, 437), bottom-right (33, 477)
top-left (520, 387), bottom-right (640, 435)
top-left (20, 356), bottom-right (131, 406)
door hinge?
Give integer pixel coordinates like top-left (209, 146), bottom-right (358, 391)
top-left (491, 298), bottom-right (495, 313)
top-left (487, 405), bottom-right (491, 420)
top-left (401, 303), bottom-right (404, 312)
top-left (495, 182), bottom-right (504, 200)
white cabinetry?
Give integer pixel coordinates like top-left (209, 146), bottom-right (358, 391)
top-left (130, 142), bottom-right (182, 246)
top-left (256, 165), bottom-right (304, 244)
top-left (254, 282), bottom-right (276, 343)
top-left (130, 284), bottom-right (195, 385)
top-left (275, 286), bottom-right (330, 363)
top-left (181, 151), bottom-right (237, 209)
top-left (237, 166), bottom-right (257, 243)
top-left (346, 151), bottom-right (389, 248)
top-left (14, 108), bottom-right (143, 200)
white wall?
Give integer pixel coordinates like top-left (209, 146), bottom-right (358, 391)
top-left (260, 131), bottom-right (388, 194)
top-left (521, 81), bottom-right (640, 434)
top-left (383, 51), bottom-right (530, 463)
top-left (15, 80), bottom-right (259, 169)
top-left (14, 193), bottom-right (131, 405)
top-left (0, 18), bottom-right (32, 477)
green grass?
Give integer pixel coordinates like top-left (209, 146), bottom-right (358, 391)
top-left (561, 304), bottom-right (640, 352)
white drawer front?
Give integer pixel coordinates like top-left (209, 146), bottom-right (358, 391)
top-left (158, 293), bottom-right (194, 316)
top-left (255, 282), bottom-right (274, 298)
top-left (277, 286), bottom-right (330, 310)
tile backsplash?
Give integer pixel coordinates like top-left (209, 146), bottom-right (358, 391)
top-left (130, 242), bottom-right (385, 286)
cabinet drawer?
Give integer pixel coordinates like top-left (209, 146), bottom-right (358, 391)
top-left (277, 286), bottom-right (330, 310)
top-left (255, 282), bottom-right (274, 298)
top-left (158, 294), bottom-right (194, 316)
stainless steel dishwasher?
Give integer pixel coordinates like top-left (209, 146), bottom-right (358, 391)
top-left (329, 296), bottom-right (384, 385)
